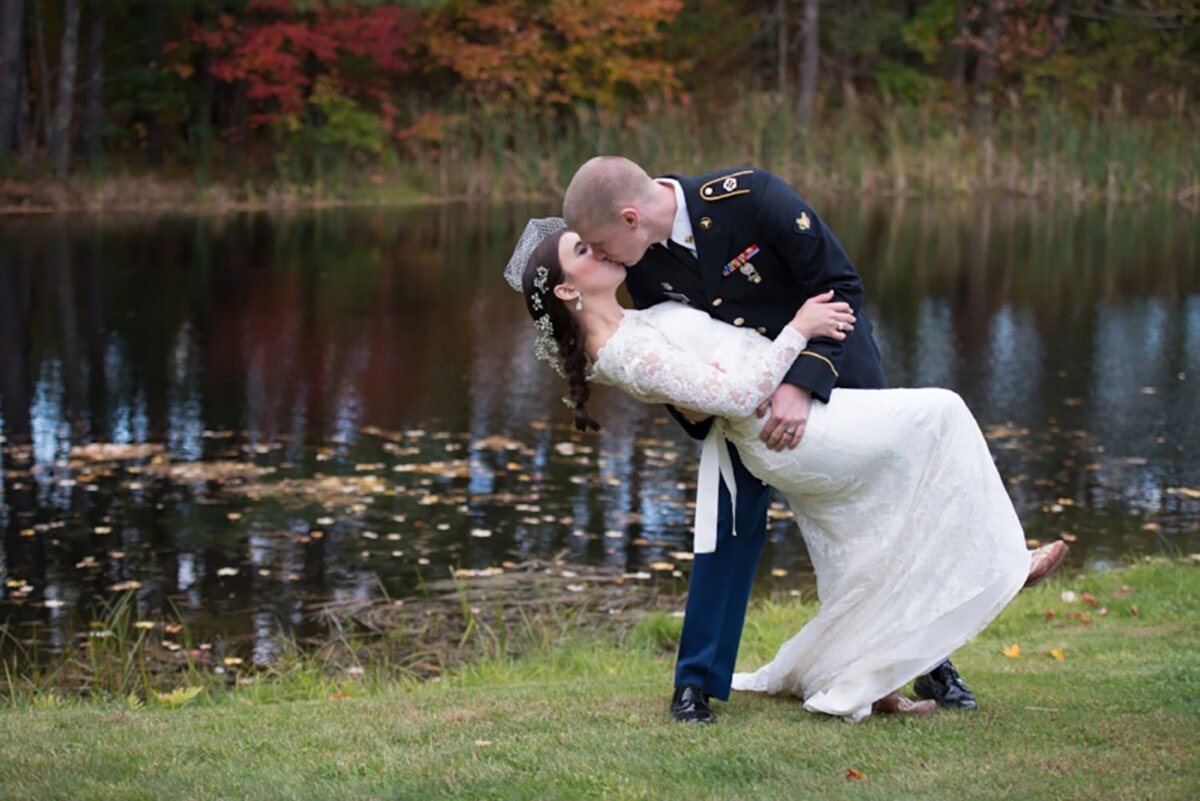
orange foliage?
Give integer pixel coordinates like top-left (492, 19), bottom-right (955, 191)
top-left (422, 0), bottom-right (684, 108)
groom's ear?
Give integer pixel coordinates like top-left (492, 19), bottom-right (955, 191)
top-left (619, 208), bottom-right (639, 229)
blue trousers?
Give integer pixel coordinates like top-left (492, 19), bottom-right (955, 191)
top-left (674, 442), bottom-right (773, 701)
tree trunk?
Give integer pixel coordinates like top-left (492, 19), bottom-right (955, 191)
top-left (0, 0), bottom-right (25, 152)
top-left (49, 0), bottom-right (80, 179)
top-left (775, 0), bottom-right (788, 101)
top-left (32, 0), bottom-right (53, 147)
top-left (971, 1), bottom-right (998, 135)
top-left (81, 0), bottom-right (103, 162)
top-left (144, 0), bottom-right (166, 165)
top-left (797, 0), bottom-right (818, 126)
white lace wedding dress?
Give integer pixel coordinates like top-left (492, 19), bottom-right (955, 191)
top-left (591, 302), bottom-right (1029, 722)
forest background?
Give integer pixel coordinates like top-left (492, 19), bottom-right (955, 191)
top-left (0, 0), bottom-right (1197, 209)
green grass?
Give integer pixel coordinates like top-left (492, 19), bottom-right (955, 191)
top-left (1, 559), bottom-right (1197, 800)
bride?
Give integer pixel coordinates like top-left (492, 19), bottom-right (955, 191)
top-left (510, 218), bottom-right (1052, 722)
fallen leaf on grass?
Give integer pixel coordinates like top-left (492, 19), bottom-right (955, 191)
top-left (328, 693), bottom-right (351, 700)
top-left (845, 768), bottom-right (865, 781)
top-left (1002, 644), bottom-right (1022, 658)
top-left (1130, 604), bottom-right (1139, 617)
top-left (152, 686), bottom-right (204, 708)
top-left (1050, 648), bottom-right (1065, 661)
top-left (1045, 609), bottom-right (1056, 621)
top-left (1112, 585), bottom-right (1133, 599)
top-left (1081, 592), bottom-right (1099, 608)
top-left (475, 740), bottom-right (493, 747)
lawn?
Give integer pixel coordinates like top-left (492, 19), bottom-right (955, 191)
top-left (1, 559), bottom-right (1197, 800)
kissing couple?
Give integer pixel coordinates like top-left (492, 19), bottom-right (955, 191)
top-left (503, 157), bottom-right (1068, 723)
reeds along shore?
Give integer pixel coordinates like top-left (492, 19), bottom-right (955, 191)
top-left (2, 96), bottom-right (1197, 213)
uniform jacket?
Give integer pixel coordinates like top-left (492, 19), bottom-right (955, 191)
top-left (624, 167), bottom-right (886, 437)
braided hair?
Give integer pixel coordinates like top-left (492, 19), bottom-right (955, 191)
top-left (521, 230), bottom-right (602, 433)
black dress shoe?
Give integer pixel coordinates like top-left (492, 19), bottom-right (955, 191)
top-left (671, 685), bottom-right (715, 724)
top-left (913, 660), bottom-right (977, 710)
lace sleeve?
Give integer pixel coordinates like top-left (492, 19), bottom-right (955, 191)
top-left (601, 320), bottom-right (807, 419)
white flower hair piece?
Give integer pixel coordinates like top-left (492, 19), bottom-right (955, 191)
top-left (532, 313), bottom-right (565, 377)
top-left (504, 217), bottom-right (567, 292)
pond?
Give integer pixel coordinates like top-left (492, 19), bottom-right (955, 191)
top-left (1, 199), bottom-right (1197, 665)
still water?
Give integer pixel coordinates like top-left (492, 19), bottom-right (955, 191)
top-left (1, 200), bottom-right (1198, 661)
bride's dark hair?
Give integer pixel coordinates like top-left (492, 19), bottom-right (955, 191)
top-left (521, 230), bottom-right (602, 432)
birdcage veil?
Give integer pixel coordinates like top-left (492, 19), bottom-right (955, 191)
top-left (503, 217), bottom-right (567, 292)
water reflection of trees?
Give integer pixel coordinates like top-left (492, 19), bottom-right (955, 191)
top-left (0, 202), bottom-right (1197, 662)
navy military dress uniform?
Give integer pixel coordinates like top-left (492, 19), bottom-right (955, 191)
top-left (624, 167), bottom-right (887, 703)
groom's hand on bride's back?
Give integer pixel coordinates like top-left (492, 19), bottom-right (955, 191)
top-left (758, 384), bottom-right (813, 451)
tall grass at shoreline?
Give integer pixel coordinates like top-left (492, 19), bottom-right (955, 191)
top-left (3, 96), bottom-right (1196, 212)
top-left (422, 94), bottom-right (1198, 204)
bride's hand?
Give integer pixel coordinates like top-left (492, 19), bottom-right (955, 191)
top-left (789, 290), bottom-right (856, 340)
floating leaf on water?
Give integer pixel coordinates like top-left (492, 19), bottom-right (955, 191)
top-left (71, 443), bottom-right (165, 462)
top-left (1166, 487), bottom-right (1200, 500)
top-left (134, 621), bottom-right (156, 630)
top-left (44, 599), bottom-right (65, 609)
top-left (1002, 643), bottom-right (1022, 658)
top-left (473, 435), bottom-right (525, 451)
top-left (770, 568), bottom-right (788, 577)
top-left (604, 530), bottom-right (624, 539)
top-left (108, 581), bottom-right (141, 592)
top-left (650, 562), bottom-right (674, 572)
top-left (216, 567), bottom-right (239, 577)
top-left (94, 526), bottom-right (112, 535)
top-left (226, 512), bottom-right (242, 521)
top-left (470, 529), bottom-right (492, 538)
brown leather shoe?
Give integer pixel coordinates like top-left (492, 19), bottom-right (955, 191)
top-left (1024, 540), bottom-right (1069, 588)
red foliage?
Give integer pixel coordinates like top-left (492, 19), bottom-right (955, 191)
top-left (183, 1), bottom-right (418, 128)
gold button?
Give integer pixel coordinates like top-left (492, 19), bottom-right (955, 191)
top-left (733, 317), bottom-right (745, 326)
top-left (756, 326), bottom-right (767, 334)
top-left (711, 298), bottom-right (723, 307)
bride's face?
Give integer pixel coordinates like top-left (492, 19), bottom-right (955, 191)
top-left (557, 231), bottom-right (626, 296)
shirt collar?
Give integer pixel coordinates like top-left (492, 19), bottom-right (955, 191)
top-left (656, 178), bottom-right (695, 253)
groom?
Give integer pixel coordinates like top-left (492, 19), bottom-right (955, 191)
top-left (562, 157), bottom-right (979, 723)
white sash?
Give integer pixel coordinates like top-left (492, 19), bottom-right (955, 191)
top-left (693, 424), bottom-right (739, 553)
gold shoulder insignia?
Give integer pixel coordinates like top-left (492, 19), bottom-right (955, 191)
top-left (699, 170), bottom-right (753, 202)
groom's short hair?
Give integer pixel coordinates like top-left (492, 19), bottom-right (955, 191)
top-left (563, 156), bottom-right (654, 234)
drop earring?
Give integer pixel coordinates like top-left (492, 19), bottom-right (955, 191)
top-left (575, 297), bottom-right (583, 311)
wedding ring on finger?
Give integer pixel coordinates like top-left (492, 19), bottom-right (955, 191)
top-left (836, 322), bottom-right (844, 332)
